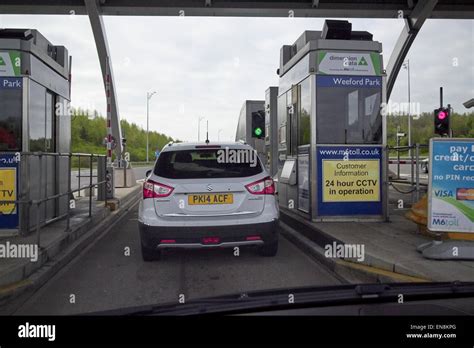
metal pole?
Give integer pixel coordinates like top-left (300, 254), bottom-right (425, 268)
top-left (406, 61), bottom-right (415, 195)
top-left (104, 156), bottom-right (108, 208)
top-left (410, 144), bottom-right (415, 203)
top-left (123, 141), bottom-right (127, 187)
top-left (407, 59), bottom-right (411, 158)
top-left (146, 91), bottom-right (156, 163)
top-left (78, 155), bottom-right (81, 197)
top-left (396, 126), bottom-right (400, 179)
top-left (415, 143), bottom-right (420, 202)
top-left (448, 103), bottom-right (453, 137)
top-left (146, 93), bottom-right (149, 163)
top-left (106, 57), bottom-right (113, 167)
top-left (66, 154), bottom-right (71, 231)
top-left (440, 87), bottom-right (443, 108)
top-left (89, 155), bottom-right (93, 217)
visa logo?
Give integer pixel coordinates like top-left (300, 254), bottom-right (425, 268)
top-left (434, 190), bottom-right (453, 197)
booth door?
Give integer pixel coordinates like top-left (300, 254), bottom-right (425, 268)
top-left (45, 91), bottom-right (56, 221)
top-left (28, 81), bottom-right (57, 227)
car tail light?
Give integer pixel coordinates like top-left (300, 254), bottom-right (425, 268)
top-left (246, 235), bottom-right (261, 241)
top-left (202, 237), bottom-right (220, 245)
top-left (143, 180), bottom-right (174, 199)
top-left (245, 176), bottom-right (275, 195)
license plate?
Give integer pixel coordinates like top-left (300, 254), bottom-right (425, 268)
top-left (188, 193), bottom-right (233, 205)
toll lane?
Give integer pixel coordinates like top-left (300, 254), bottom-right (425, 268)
top-left (14, 205), bottom-right (341, 315)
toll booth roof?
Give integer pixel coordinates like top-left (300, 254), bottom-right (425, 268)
top-left (279, 20), bottom-right (380, 77)
top-left (0, 28), bottom-right (69, 76)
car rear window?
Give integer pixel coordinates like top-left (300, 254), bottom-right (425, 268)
top-left (154, 148), bottom-right (263, 179)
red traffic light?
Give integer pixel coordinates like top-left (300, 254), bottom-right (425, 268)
top-left (437, 110), bottom-right (447, 120)
top-left (434, 107), bottom-right (450, 136)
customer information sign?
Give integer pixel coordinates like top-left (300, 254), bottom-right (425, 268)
top-left (317, 145), bottom-right (382, 216)
top-left (0, 153), bottom-right (19, 229)
top-left (428, 138), bottom-right (474, 233)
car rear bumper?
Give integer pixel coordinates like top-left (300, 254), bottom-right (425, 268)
top-left (139, 219), bottom-right (278, 250)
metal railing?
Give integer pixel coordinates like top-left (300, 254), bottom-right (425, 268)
top-left (388, 144), bottom-right (429, 203)
top-left (0, 152), bottom-right (108, 247)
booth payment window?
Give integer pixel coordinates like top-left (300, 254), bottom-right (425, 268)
top-left (316, 76), bottom-right (382, 144)
top-left (29, 81), bottom-right (55, 152)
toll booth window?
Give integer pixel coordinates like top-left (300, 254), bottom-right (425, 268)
top-left (45, 92), bottom-right (54, 152)
top-left (316, 76), bottom-right (382, 144)
top-left (277, 95), bottom-right (287, 146)
top-left (29, 81), bottom-right (55, 152)
top-left (0, 86), bottom-right (22, 151)
top-left (298, 78), bottom-right (310, 146)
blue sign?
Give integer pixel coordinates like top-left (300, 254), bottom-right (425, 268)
top-left (316, 75), bottom-right (382, 88)
top-left (317, 145), bottom-right (383, 216)
top-left (0, 153), bottom-right (20, 229)
top-left (0, 77), bottom-right (22, 89)
top-left (428, 139), bottom-right (474, 233)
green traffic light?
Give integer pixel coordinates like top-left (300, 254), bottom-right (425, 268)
top-left (254, 127), bottom-right (262, 136)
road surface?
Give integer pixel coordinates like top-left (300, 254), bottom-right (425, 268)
top-left (13, 205), bottom-right (341, 315)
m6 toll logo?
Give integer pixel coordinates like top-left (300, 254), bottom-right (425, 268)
top-left (431, 218), bottom-right (460, 227)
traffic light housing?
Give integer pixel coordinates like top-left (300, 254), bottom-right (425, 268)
top-left (251, 110), bottom-right (265, 139)
top-left (434, 107), bottom-right (450, 136)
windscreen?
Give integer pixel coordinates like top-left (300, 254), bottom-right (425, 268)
top-left (154, 148), bottom-right (263, 179)
top-left (1, 14), bottom-right (472, 345)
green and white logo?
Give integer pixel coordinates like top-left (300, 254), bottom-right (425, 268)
top-left (0, 51), bottom-right (21, 76)
top-left (358, 57), bottom-right (368, 66)
top-left (318, 51), bottom-right (381, 76)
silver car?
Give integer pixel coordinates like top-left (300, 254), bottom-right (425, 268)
top-left (138, 142), bottom-right (279, 261)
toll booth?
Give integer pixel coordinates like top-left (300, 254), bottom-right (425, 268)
top-left (276, 20), bottom-right (388, 221)
top-left (265, 87), bottom-right (279, 177)
top-left (235, 100), bottom-right (266, 162)
top-left (0, 29), bottom-right (71, 234)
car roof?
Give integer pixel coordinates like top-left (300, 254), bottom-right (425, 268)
top-left (161, 141), bottom-right (254, 152)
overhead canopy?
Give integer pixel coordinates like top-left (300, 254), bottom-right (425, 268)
top-left (0, 0), bottom-right (473, 19)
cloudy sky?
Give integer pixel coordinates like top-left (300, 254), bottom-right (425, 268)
top-left (0, 15), bottom-right (472, 142)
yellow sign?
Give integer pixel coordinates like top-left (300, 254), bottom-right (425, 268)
top-left (0, 168), bottom-right (16, 214)
top-left (322, 159), bottom-right (380, 202)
